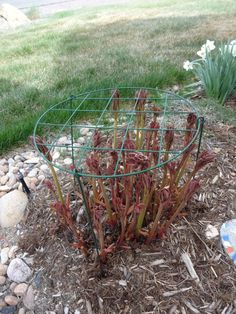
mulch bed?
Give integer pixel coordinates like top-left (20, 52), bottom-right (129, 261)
top-left (18, 119), bottom-right (236, 314)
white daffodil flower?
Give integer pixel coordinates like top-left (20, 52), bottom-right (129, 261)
top-left (183, 60), bottom-right (193, 71)
top-left (197, 47), bottom-right (206, 59)
top-left (205, 40), bottom-right (215, 52)
top-left (229, 40), bottom-right (236, 57)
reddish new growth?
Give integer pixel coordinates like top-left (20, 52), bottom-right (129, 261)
top-left (37, 89), bottom-right (215, 261)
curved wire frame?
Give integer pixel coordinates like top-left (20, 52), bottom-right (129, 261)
top-left (33, 87), bottom-right (201, 179)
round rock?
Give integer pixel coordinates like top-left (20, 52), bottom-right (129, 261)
top-left (0, 190), bottom-right (28, 228)
top-left (14, 282), bottom-right (28, 296)
top-left (23, 285), bottom-right (34, 310)
top-left (0, 263), bottom-right (8, 275)
top-left (4, 295), bottom-right (18, 306)
top-left (0, 275), bottom-right (6, 285)
top-left (1, 247), bottom-right (10, 264)
top-left (7, 258), bottom-right (32, 283)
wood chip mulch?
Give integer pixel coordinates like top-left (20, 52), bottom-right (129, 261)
top-left (18, 120), bottom-right (236, 314)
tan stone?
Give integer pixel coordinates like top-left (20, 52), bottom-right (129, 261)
top-left (4, 294), bottom-right (19, 306)
top-left (0, 263), bottom-right (8, 275)
top-left (0, 275), bottom-right (6, 285)
top-left (14, 282), bottom-right (28, 297)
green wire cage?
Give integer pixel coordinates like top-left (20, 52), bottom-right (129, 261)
top-left (33, 87), bottom-right (204, 178)
top-left (33, 87), bottom-right (205, 258)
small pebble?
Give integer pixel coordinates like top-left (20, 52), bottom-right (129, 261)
top-left (24, 157), bottom-right (40, 164)
top-left (64, 306), bottom-right (69, 314)
top-left (4, 295), bottom-right (19, 306)
top-left (40, 164), bottom-right (49, 172)
top-left (53, 151), bottom-right (60, 160)
top-left (0, 298), bottom-right (7, 309)
top-left (18, 308), bottom-right (26, 314)
top-left (8, 246), bottom-right (18, 259)
top-left (0, 158), bottom-right (7, 165)
top-left (80, 128), bottom-right (89, 136)
top-left (0, 175), bottom-right (9, 185)
top-left (10, 282), bottom-right (17, 291)
top-left (14, 283), bottom-right (28, 297)
top-left (27, 169), bottom-right (38, 178)
top-left (1, 305), bottom-right (17, 314)
top-left (7, 175), bottom-right (17, 187)
top-left (1, 247), bottom-right (10, 264)
top-left (0, 185), bottom-right (11, 192)
top-left (0, 191), bottom-right (7, 198)
top-left (0, 275), bottom-right (6, 285)
top-left (64, 158), bottom-right (72, 165)
top-left (23, 285), bottom-right (34, 310)
top-left (0, 165), bottom-right (9, 173)
top-left (0, 263), bottom-right (8, 275)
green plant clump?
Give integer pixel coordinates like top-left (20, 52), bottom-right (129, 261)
top-left (183, 39), bottom-right (236, 105)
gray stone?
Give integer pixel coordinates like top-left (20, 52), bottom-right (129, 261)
top-left (18, 308), bottom-right (26, 314)
top-left (64, 158), bottom-right (72, 165)
top-left (1, 247), bottom-right (10, 264)
top-left (24, 158), bottom-right (39, 164)
top-left (7, 258), bottom-right (32, 283)
top-left (0, 190), bottom-right (28, 228)
top-left (23, 285), bottom-right (34, 310)
top-left (27, 169), bottom-right (38, 178)
top-left (1, 305), bottom-right (17, 314)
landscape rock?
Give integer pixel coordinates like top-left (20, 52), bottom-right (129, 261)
top-left (0, 190), bottom-right (28, 228)
top-left (53, 151), bottom-right (60, 160)
top-left (1, 305), bottom-right (17, 314)
top-left (1, 247), bottom-right (10, 264)
top-left (64, 158), bottom-right (72, 165)
top-left (77, 137), bottom-right (85, 145)
top-left (14, 283), bottom-right (28, 296)
top-left (40, 164), bottom-right (49, 172)
top-left (0, 263), bottom-right (8, 275)
top-left (0, 165), bottom-right (9, 173)
top-left (4, 295), bottom-right (18, 306)
top-left (0, 298), bottom-right (7, 308)
top-left (24, 157), bottom-right (40, 164)
top-left (27, 168), bottom-right (38, 178)
top-left (0, 3), bottom-right (30, 29)
top-left (0, 191), bottom-right (7, 198)
top-left (0, 185), bottom-right (11, 192)
top-left (0, 158), bottom-right (7, 165)
top-left (1, 175), bottom-right (9, 185)
top-left (7, 175), bottom-right (17, 187)
top-left (23, 285), bottom-right (34, 310)
top-left (7, 258), bottom-right (32, 283)
top-left (9, 282), bottom-right (17, 292)
top-left (0, 275), bottom-right (6, 285)
top-left (8, 246), bottom-right (18, 259)
top-left (80, 128), bottom-right (89, 136)
top-left (205, 224), bottom-right (219, 239)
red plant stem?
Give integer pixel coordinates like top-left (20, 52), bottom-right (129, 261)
top-left (136, 186), bottom-right (154, 234)
top-left (98, 179), bottom-right (113, 221)
top-left (148, 203), bottom-right (164, 241)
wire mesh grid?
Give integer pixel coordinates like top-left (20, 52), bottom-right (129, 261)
top-left (33, 87), bottom-right (202, 178)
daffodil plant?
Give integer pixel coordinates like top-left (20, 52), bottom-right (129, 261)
top-left (183, 39), bottom-right (236, 104)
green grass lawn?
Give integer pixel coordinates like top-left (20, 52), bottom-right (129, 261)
top-left (0, 0), bottom-right (236, 153)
